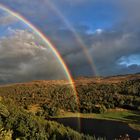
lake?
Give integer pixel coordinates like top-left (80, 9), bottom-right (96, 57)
top-left (51, 118), bottom-right (140, 140)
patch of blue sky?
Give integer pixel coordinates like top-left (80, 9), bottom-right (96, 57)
top-left (59, 1), bottom-right (120, 30)
top-left (0, 20), bottom-right (31, 37)
top-left (118, 54), bottom-right (140, 67)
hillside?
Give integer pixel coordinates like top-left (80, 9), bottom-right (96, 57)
top-left (0, 73), bottom-right (140, 114)
top-left (0, 99), bottom-right (95, 140)
top-left (75, 73), bottom-right (140, 84)
top-left (0, 73), bottom-right (139, 139)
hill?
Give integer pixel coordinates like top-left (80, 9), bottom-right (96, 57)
top-left (75, 73), bottom-right (140, 84)
top-left (0, 73), bottom-right (140, 114)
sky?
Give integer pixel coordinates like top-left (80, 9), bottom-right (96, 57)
top-left (0, 0), bottom-right (139, 83)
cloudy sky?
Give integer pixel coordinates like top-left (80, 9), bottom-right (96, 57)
top-left (0, 0), bottom-right (139, 83)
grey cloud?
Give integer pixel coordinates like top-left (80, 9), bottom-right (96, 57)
top-left (0, 14), bottom-right (18, 25)
top-left (46, 26), bottom-right (95, 76)
top-left (89, 31), bottom-right (140, 75)
top-left (48, 25), bottom-right (140, 76)
top-left (45, 1), bottom-right (140, 77)
top-left (0, 0), bottom-right (140, 77)
top-left (0, 29), bottom-right (68, 84)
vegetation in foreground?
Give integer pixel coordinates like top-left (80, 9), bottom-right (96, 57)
top-left (0, 99), bottom-right (99, 140)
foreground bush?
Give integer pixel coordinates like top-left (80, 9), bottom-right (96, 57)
top-left (0, 100), bottom-right (98, 140)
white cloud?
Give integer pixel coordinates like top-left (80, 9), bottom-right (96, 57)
top-left (95, 28), bottom-right (103, 34)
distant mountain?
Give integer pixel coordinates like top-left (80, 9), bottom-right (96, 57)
top-left (75, 73), bottom-right (140, 84)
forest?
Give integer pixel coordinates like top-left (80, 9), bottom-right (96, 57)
top-left (0, 99), bottom-right (97, 140)
top-left (0, 74), bottom-right (139, 139)
top-left (0, 74), bottom-right (139, 116)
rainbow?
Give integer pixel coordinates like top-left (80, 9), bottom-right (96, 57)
top-left (0, 3), bottom-right (82, 131)
top-left (0, 4), bottom-right (79, 102)
top-left (44, 1), bottom-right (98, 76)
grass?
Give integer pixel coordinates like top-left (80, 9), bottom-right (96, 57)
top-left (54, 109), bottom-right (140, 131)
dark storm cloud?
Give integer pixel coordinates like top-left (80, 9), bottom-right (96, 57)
top-left (52, 27), bottom-right (140, 76)
top-left (89, 31), bottom-right (140, 75)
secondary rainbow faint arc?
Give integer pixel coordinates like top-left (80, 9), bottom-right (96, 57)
top-left (44, 1), bottom-right (98, 76)
top-left (0, 4), bottom-right (79, 102)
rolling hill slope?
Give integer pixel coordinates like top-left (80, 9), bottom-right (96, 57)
top-left (0, 73), bottom-right (139, 114)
